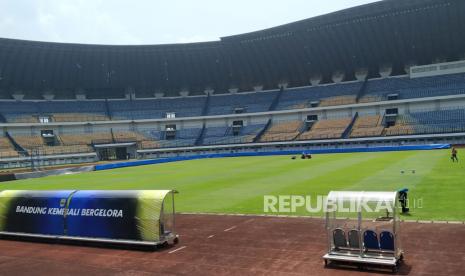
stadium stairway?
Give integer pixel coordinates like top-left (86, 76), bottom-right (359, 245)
top-left (298, 120), bottom-right (309, 135)
top-left (268, 87), bottom-right (284, 111)
top-left (37, 101), bottom-right (43, 116)
top-left (290, 121), bottom-right (309, 141)
top-left (355, 78), bottom-right (369, 103)
top-left (6, 132), bottom-right (28, 156)
top-left (127, 98), bottom-right (135, 120)
top-left (0, 112), bottom-right (6, 123)
top-left (379, 112), bottom-right (387, 127)
top-left (110, 128), bottom-right (116, 143)
top-left (104, 99), bottom-right (112, 120)
top-left (201, 95), bottom-right (210, 116)
top-left (342, 113), bottom-right (358, 139)
top-left (195, 123), bottom-right (207, 146)
top-left (56, 135), bottom-right (64, 146)
top-left (253, 119), bottom-right (272, 142)
top-left (379, 113), bottom-right (389, 136)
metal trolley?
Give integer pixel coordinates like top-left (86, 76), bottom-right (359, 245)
top-left (322, 191), bottom-right (404, 273)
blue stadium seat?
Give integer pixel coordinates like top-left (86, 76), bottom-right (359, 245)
top-left (379, 230), bottom-right (395, 251)
top-left (207, 91), bottom-right (277, 115)
top-left (390, 109), bottom-right (465, 135)
top-left (201, 124), bottom-right (266, 146)
top-left (276, 81), bottom-right (362, 111)
top-left (363, 230), bottom-right (380, 250)
top-left (364, 73), bottom-right (465, 101)
top-left (108, 97), bottom-right (205, 120)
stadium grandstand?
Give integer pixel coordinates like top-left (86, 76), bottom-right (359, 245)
top-left (1, 0), bottom-right (465, 169)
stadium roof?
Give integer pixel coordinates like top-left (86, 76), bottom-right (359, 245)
top-left (0, 0), bottom-right (464, 99)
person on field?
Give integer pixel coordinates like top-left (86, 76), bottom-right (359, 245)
top-left (451, 147), bottom-right (458, 162)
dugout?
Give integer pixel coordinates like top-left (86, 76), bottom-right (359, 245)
top-left (94, 143), bottom-right (137, 161)
top-left (0, 190), bottom-right (178, 247)
top-left (323, 191), bottom-right (403, 272)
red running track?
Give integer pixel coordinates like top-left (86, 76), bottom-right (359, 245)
top-left (0, 214), bottom-right (464, 275)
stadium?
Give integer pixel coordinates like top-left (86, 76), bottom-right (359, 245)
top-left (0, 0), bottom-right (464, 275)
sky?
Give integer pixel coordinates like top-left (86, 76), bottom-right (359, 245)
top-left (0, 0), bottom-right (379, 45)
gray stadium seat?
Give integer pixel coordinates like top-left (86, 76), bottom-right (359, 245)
top-left (333, 228), bottom-right (347, 249)
top-left (348, 229), bottom-right (360, 249)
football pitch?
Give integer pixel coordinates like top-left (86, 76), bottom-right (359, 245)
top-left (1, 149), bottom-right (464, 221)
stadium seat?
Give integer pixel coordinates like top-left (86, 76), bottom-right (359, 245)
top-left (386, 109), bottom-right (465, 136)
top-left (379, 230), bottom-right (395, 251)
top-left (0, 137), bottom-right (20, 158)
top-left (362, 73), bottom-right (465, 102)
top-left (60, 133), bottom-right (113, 145)
top-left (109, 97), bottom-right (205, 120)
top-left (363, 230), bottom-right (380, 250)
top-left (333, 228), bottom-right (347, 249)
top-left (113, 131), bottom-right (147, 143)
top-left (201, 123), bottom-right (265, 146)
top-left (350, 115), bottom-right (385, 138)
top-left (319, 95), bottom-right (357, 107)
top-left (276, 81), bottom-right (363, 111)
top-left (137, 127), bottom-right (203, 148)
top-left (260, 121), bottom-right (302, 142)
top-left (52, 113), bottom-right (109, 122)
top-left (299, 118), bottom-right (352, 140)
top-left (348, 229), bottom-right (361, 249)
top-left (208, 91), bottom-right (277, 115)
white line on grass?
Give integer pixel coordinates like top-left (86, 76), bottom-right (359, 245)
top-left (168, 246), bottom-right (186, 254)
top-left (207, 235), bottom-right (215, 239)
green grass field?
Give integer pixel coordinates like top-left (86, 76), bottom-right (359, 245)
top-left (1, 149), bottom-right (464, 221)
